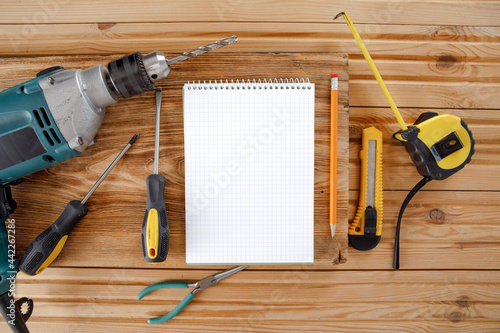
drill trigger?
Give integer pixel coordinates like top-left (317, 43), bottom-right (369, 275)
top-left (0, 185), bottom-right (17, 219)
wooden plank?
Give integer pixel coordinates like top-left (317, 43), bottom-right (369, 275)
top-left (350, 80), bottom-right (500, 109)
top-left (10, 269), bottom-right (500, 332)
top-left (346, 242), bottom-right (500, 270)
top-left (16, 277), bottom-right (500, 303)
top-left (0, 1), bottom-right (499, 25)
top-left (1, 23), bottom-right (499, 62)
top-left (15, 267), bottom-right (500, 284)
top-left (19, 321), bottom-right (500, 333)
top-left (2, 53), bottom-right (349, 268)
top-left (12, 301), bottom-right (500, 322)
top-left (344, 190), bottom-right (500, 270)
top-left (2, 22), bottom-right (499, 46)
top-left (349, 107), bottom-right (500, 191)
top-left (350, 59), bottom-right (500, 83)
top-left (347, 189), bottom-right (500, 270)
top-left (350, 191), bottom-right (500, 236)
top-left (12, 189), bottom-right (500, 271)
top-left (1, 59), bottom-right (498, 114)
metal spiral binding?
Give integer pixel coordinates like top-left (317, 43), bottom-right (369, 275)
top-left (185, 78), bottom-right (312, 90)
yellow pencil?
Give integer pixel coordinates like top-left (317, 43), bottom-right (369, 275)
top-left (330, 73), bottom-right (338, 241)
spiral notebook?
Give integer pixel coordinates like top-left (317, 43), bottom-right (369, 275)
top-left (183, 79), bottom-right (315, 264)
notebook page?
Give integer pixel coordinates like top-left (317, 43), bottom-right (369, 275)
top-left (183, 80), bottom-right (315, 264)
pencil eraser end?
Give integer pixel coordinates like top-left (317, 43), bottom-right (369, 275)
top-left (331, 73), bottom-right (338, 78)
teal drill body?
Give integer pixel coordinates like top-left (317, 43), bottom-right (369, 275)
top-left (0, 70), bottom-right (80, 185)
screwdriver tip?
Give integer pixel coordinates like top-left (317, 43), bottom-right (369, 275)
top-left (129, 133), bottom-right (140, 145)
top-left (156, 87), bottom-right (162, 93)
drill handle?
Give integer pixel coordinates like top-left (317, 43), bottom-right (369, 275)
top-left (0, 292), bottom-right (33, 333)
top-left (0, 215), bottom-right (32, 332)
top-left (0, 186), bottom-right (19, 293)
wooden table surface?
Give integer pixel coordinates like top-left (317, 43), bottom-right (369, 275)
top-left (1, 1), bottom-right (500, 332)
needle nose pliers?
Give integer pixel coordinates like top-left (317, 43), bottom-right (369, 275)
top-left (137, 266), bottom-right (247, 324)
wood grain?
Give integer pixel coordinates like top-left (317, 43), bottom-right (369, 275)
top-left (3, 53), bottom-right (349, 267)
top-left (343, 191), bottom-right (500, 270)
top-left (2, 21), bottom-right (499, 112)
top-left (0, 0), bottom-right (499, 331)
top-left (19, 322), bottom-right (500, 333)
top-left (16, 269), bottom-right (500, 302)
top-left (349, 107), bottom-right (500, 191)
top-left (1, 22), bottom-right (499, 62)
top-left (10, 268), bottom-right (500, 332)
top-left (0, 1), bottom-right (499, 25)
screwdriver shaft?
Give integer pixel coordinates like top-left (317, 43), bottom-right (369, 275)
top-left (81, 133), bottom-right (139, 204)
top-left (167, 36), bottom-right (238, 65)
top-left (154, 88), bottom-right (162, 175)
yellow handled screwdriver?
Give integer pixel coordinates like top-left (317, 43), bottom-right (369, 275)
top-left (19, 134), bottom-right (139, 275)
top-left (142, 87), bottom-right (169, 263)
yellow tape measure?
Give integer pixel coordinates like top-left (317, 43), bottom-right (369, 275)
top-left (334, 11), bottom-right (475, 180)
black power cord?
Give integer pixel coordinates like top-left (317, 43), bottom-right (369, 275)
top-left (393, 176), bottom-right (432, 269)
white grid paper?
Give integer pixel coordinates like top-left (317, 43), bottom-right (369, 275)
top-left (183, 81), bottom-right (315, 264)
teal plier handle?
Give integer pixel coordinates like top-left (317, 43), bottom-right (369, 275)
top-left (137, 282), bottom-right (194, 324)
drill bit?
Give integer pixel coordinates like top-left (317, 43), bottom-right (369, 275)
top-left (81, 133), bottom-right (139, 204)
top-left (167, 36), bottom-right (238, 65)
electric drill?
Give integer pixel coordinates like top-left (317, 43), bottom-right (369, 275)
top-left (0, 35), bottom-right (238, 332)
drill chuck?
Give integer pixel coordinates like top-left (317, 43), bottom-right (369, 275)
top-left (108, 51), bottom-right (155, 98)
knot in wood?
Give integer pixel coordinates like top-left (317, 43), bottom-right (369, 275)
top-left (429, 209), bottom-right (445, 223)
top-left (448, 311), bottom-right (465, 322)
top-left (349, 125), bottom-right (362, 141)
top-left (436, 54), bottom-right (459, 70)
top-left (98, 23), bottom-right (116, 31)
top-left (456, 296), bottom-right (469, 308)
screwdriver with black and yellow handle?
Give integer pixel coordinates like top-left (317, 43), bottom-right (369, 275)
top-left (142, 87), bottom-right (169, 263)
top-left (19, 134), bottom-right (139, 276)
